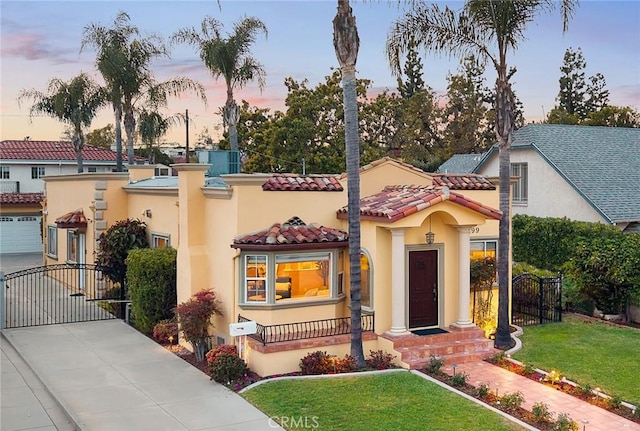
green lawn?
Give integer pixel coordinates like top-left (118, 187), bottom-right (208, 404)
top-left (242, 371), bottom-right (526, 431)
top-left (513, 314), bottom-right (640, 405)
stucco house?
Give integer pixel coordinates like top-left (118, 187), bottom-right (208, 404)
top-left (42, 158), bottom-right (508, 376)
top-left (0, 140), bottom-right (123, 254)
top-left (439, 124), bottom-right (640, 233)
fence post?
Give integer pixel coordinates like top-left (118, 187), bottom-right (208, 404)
top-left (539, 277), bottom-right (544, 325)
top-left (0, 271), bottom-right (5, 330)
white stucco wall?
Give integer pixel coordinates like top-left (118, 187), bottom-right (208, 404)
top-left (2, 162), bottom-right (114, 193)
top-left (478, 148), bottom-right (606, 223)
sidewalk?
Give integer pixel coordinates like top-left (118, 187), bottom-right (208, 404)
top-left (444, 361), bottom-right (640, 431)
top-left (1, 320), bottom-right (282, 431)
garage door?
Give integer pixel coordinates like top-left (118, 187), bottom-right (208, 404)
top-left (0, 215), bottom-right (43, 254)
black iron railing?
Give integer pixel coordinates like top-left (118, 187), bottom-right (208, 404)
top-left (2, 263), bottom-right (125, 329)
top-left (512, 273), bottom-right (562, 326)
top-left (238, 313), bottom-right (375, 345)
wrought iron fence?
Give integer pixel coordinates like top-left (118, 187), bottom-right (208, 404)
top-left (1, 263), bottom-right (126, 329)
top-left (238, 313), bottom-right (375, 345)
top-left (512, 273), bottom-right (562, 326)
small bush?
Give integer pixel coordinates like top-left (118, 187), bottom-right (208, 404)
top-left (552, 413), bottom-right (578, 431)
top-left (451, 372), bottom-right (468, 387)
top-left (500, 391), bottom-right (525, 413)
top-left (607, 394), bottom-right (622, 409)
top-left (206, 344), bottom-right (238, 365)
top-left (476, 382), bottom-right (491, 398)
top-left (333, 355), bottom-right (358, 373)
top-left (577, 383), bottom-right (593, 397)
top-left (426, 355), bottom-right (445, 374)
top-left (300, 351), bottom-right (333, 375)
top-left (152, 320), bottom-right (178, 345)
top-left (531, 402), bottom-right (552, 423)
top-left (209, 353), bottom-right (249, 384)
top-left (365, 350), bottom-right (396, 370)
top-left (522, 363), bottom-right (536, 376)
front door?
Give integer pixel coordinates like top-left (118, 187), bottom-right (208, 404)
top-left (408, 250), bottom-right (438, 328)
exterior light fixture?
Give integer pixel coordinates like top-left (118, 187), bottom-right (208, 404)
top-left (425, 215), bottom-right (435, 245)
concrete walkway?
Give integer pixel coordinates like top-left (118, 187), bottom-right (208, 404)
top-left (444, 361), bottom-right (640, 431)
top-left (1, 321), bottom-right (282, 431)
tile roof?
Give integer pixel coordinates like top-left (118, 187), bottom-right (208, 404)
top-left (337, 185), bottom-right (502, 223)
top-left (0, 140), bottom-right (120, 162)
top-left (475, 124), bottom-right (640, 223)
top-left (232, 216), bottom-right (348, 249)
top-left (262, 174), bottom-right (343, 191)
top-left (431, 173), bottom-right (495, 190)
top-left (0, 192), bottom-right (44, 205)
top-left (437, 153), bottom-right (485, 174)
top-left (55, 209), bottom-right (87, 228)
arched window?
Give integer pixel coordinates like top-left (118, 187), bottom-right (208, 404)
top-left (361, 250), bottom-right (373, 310)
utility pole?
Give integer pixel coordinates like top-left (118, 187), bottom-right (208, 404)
top-left (185, 109), bottom-right (190, 163)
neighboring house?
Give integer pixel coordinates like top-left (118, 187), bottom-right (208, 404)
top-left (0, 140), bottom-right (140, 254)
top-left (42, 158), bottom-right (508, 376)
top-left (439, 124), bottom-right (640, 232)
top-left (437, 153), bottom-right (486, 174)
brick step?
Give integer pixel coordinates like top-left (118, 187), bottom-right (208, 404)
top-left (389, 328), bottom-right (486, 348)
top-left (397, 338), bottom-right (495, 362)
top-left (405, 349), bottom-right (497, 370)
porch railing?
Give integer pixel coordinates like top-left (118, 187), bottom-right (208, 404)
top-left (238, 313), bottom-right (375, 345)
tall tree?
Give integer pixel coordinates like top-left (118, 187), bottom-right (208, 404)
top-left (18, 73), bottom-right (106, 173)
top-left (83, 11), bottom-right (206, 167)
top-left (172, 16), bottom-right (268, 153)
top-left (333, 0), bottom-right (365, 368)
top-left (387, 0), bottom-right (577, 349)
top-left (585, 72), bottom-right (609, 113)
top-left (86, 124), bottom-right (116, 149)
top-left (396, 39), bottom-right (425, 99)
top-left (557, 47), bottom-right (587, 118)
top-left (137, 110), bottom-right (180, 164)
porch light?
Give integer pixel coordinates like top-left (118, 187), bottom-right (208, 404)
top-left (425, 215), bottom-right (435, 244)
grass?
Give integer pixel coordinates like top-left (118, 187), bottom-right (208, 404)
top-left (513, 314), bottom-right (640, 406)
top-left (242, 371), bottom-right (526, 431)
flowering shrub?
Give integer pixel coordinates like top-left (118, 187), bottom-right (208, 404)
top-left (299, 351), bottom-right (358, 375)
top-left (206, 344), bottom-right (238, 365)
top-left (174, 289), bottom-right (223, 361)
top-left (209, 353), bottom-right (249, 385)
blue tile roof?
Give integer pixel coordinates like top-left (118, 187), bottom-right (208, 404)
top-left (437, 153), bottom-right (485, 173)
top-left (476, 124), bottom-right (640, 223)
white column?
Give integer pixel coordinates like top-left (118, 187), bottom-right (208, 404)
top-left (388, 228), bottom-right (409, 335)
top-left (454, 226), bottom-right (475, 328)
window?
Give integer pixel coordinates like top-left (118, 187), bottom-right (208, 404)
top-left (47, 226), bottom-right (58, 258)
top-left (155, 167), bottom-right (170, 176)
top-left (152, 234), bottom-right (170, 248)
top-left (510, 163), bottom-right (528, 204)
top-left (241, 250), bottom-right (342, 305)
top-left (31, 166), bottom-right (45, 179)
top-left (67, 230), bottom-right (78, 262)
top-left (360, 251), bottom-right (373, 310)
top-left (1, 166), bottom-right (9, 179)
top-left (470, 240), bottom-right (497, 260)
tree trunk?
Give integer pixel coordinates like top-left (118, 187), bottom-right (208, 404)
top-left (73, 129), bottom-right (84, 173)
top-left (124, 106), bottom-right (136, 166)
top-left (333, 0), bottom-right (365, 368)
top-left (494, 71), bottom-right (515, 349)
top-left (114, 105), bottom-right (123, 172)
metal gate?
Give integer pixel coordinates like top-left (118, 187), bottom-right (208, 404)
top-left (512, 273), bottom-right (563, 326)
top-left (1, 264), bottom-right (128, 329)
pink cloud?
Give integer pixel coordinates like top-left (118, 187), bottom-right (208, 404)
top-left (1, 32), bottom-right (71, 63)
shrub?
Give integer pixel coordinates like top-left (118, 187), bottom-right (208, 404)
top-left (174, 289), bottom-right (224, 361)
top-left (333, 355), bottom-right (358, 373)
top-left (476, 382), bottom-right (491, 398)
top-left (500, 391), bottom-right (525, 413)
top-left (451, 372), bottom-right (468, 387)
top-left (209, 353), bottom-right (249, 385)
top-left (522, 363), bottom-right (536, 377)
top-left (607, 394), bottom-right (622, 409)
top-left (365, 350), bottom-right (396, 370)
top-left (425, 355), bottom-right (445, 374)
top-left (300, 351), bottom-right (333, 375)
top-left (206, 344), bottom-right (238, 365)
top-left (96, 218), bottom-right (148, 285)
top-left (531, 402), bottom-right (552, 423)
top-left (127, 247), bottom-right (177, 334)
top-left (552, 413), bottom-right (578, 431)
top-left (152, 320), bottom-right (178, 345)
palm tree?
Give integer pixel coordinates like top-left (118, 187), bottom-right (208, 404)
top-left (137, 109), bottom-right (180, 164)
top-left (386, 0), bottom-right (577, 348)
top-left (333, 0), bottom-right (365, 368)
top-left (18, 73), bottom-right (106, 173)
top-left (82, 11), bottom-right (207, 168)
top-left (172, 16), bottom-right (268, 153)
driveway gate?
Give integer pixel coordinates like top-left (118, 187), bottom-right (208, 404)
top-left (512, 273), bottom-right (563, 326)
top-left (1, 263), bottom-right (127, 329)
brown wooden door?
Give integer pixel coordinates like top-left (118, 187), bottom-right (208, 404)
top-left (408, 250), bottom-right (438, 328)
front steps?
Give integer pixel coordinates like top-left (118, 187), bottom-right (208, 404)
top-left (383, 326), bottom-right (499, 369)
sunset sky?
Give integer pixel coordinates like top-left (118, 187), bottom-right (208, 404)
top-left (1, 0), bottom-right (639, 145)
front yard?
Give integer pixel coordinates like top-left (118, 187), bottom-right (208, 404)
top-left (242, 371), bottom-right (527, 431)
top-left (512, 313), bottom-right (640, 406)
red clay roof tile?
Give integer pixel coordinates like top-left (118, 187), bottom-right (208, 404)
top-left (0, 140), bottom-right (120, 161)
top-left (55, 209), bottom-right (87, 228)
top-left (0, 192), bottom-right (43, 205)
top-left (431, 173), bottom-right (496, 190)
top-left (262, 174), bottom-right (343, 191)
